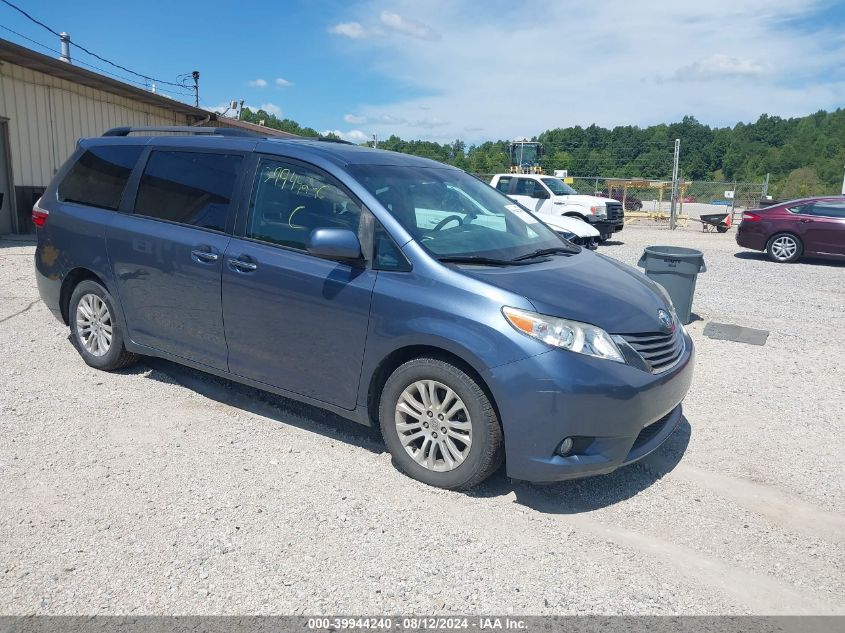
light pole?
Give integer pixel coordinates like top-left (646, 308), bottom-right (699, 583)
top-left (669, 138), bottom-right (680, 230)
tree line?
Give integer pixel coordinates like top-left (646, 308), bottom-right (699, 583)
top-left (238, 107), bottom-right (845, 198)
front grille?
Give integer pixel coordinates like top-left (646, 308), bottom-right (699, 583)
top-left (605, 203), bottom-right (624, 222)
top-left (621, 330), bottom-right (684, 373)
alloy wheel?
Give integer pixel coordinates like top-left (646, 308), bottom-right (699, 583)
top-left (394, 380), bottom-right (473, 472)
top-left (75, 294), bottom-right (112, 357)
top-left (770, 235), bottom-right (798, 261)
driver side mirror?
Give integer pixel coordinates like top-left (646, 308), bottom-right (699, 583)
top-left (307, 228), bottom-right (363, 263)
top-left (531, 189), bottom-right (550, 199)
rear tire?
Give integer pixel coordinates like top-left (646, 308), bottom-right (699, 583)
top-left (766, 233), bottom-right (802, 263)
top-left (69, 280), bottom-right (138, 371)
top-left (379, 357), bottom-right (503, 490)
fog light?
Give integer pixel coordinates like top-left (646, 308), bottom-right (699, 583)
top-left (557, 437), bottom-right (574, 456)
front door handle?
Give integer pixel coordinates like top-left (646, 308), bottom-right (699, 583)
top-left (191, 248), bottom-right (219, 263)
top-left (228, 256), bottom-right (258, 272)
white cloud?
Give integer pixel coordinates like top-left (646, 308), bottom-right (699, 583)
top-left (247, 78), bottom-right (268, 88)
top-left (378, 11), bottom-right (439, 40)
top-left (259, 103), bottom-right (282, 117)
top-left (322, 129), bottom-right (370, 143)
top-left (329, 11), bottom-right (439, 41)
top-left (667, 54), bottom-right (766, 82)
top-left (329, 21), bottom-right (369, 39)
top-left (275, 77), bottom-right (293, 87)
top-left (330, 0), bottom-right (845, 144)
top-left (344, 114), bottom-right (368, 124)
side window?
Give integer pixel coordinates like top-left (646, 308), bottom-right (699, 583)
top-left (513, 178), bottom-right (537, 196)
top-left (246, 159), bottom-right (363, 251)
top-left (495, 177), bottom-right (512, 193)
top-left (373, 222), bottom-right (411, 271)
top-left (809, 202), bottom-right (845, 218)
top-left (58, 145), bottom-right (143, 210)
top-left (788, 204), bottom-right (812, 214)
top-left (134, 151), bottom-right (243, 232)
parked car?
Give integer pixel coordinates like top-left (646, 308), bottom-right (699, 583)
top-left (736, 197), bottom-right (845, 263)
top-left (491, 174), bottom-right (624, 241)
top-left (34, 127), bottom-right (694, 490)
top-left (544, 215), bottom-right (601, 250)
top-left (597, 188), bottom-right (643, 211)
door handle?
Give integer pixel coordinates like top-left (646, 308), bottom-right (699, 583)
top-left (191, 248), bottom-right (219, 263)
top-left (799, 219), bottom-right (814, 223)
top-left (228, 257), bottom-right (258, 272)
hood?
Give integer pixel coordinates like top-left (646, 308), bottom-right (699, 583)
top-left (554, 194), bottom-right (617, 207)
top-left (540, 215), bottom-right (601, 238)
top-left (457, 251), bottom-right (670, 334)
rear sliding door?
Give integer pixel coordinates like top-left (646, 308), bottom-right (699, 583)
top-left (108, 149), bottom-right (244, 370)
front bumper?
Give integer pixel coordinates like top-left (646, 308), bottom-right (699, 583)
top-left (593, 219), bottom-right (624, 235)
top-left (484, 331), bottom-right (694, 482)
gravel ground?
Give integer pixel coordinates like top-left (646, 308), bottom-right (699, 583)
top-left (0, 225), bottom-right (843, 615)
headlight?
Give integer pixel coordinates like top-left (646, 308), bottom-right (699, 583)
top-left (502, 307), bottom-right (624, 363)
top-left (589, 205), bottom-right (607, 218)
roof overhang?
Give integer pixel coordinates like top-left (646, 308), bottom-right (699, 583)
top-left (0, 37), bottom-right (209, 119)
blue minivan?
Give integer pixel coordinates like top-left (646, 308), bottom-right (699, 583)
top-left (34, 127), bottom-right (694, 490)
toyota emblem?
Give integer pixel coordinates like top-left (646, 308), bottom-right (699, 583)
top-left (657, 309), bottom-right (674, 333)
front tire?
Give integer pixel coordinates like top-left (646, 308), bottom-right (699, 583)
top-left (766, 233), bottom-right (802, 263)
top-left (379, 357), bottom-right (503, 490)
top-left (69, 280), bottom-right (138, 371)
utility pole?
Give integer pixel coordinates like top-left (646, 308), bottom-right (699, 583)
top-left (238, 100), bottom-right (244, 120)
top-left (669, 138), bottom-right (680, 230)
top-left (191, 71), bottom-right (200, 108)
top-left (372, 134), bottom-right (378, 149)
top-left (763, 173), bottom-right (770, 198)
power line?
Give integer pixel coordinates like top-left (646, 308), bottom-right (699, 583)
top-left (0, 25), bottom-right (194, 99)
top-left (1, 0), bottom-right (192, 89)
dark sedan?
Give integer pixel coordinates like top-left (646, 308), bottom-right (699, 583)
top-left (736, 197), bottom-right (845, 263)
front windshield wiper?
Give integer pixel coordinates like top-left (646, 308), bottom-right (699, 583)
top-left (510, 246), bottom-right (579, 262)
top-left (437, 255), bottom-right (526, 267)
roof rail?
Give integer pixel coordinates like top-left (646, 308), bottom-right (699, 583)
top-left (102, 126), bottom-right (258, 138)
top-left (315, 136), bottom-right (355, 145)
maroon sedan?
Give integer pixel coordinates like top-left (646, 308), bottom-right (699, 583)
top-left (736, 196), bottom-right (845, 263)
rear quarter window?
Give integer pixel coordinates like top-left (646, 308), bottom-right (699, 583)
top-left (134, 151), bottom-right (243, 232)
top-left (58, 145), bottom-right (144, 210)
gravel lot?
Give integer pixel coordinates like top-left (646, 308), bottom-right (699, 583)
top-left (1, 224), bottom-right (843, 615)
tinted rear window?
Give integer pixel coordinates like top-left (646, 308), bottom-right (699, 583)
top-left (134, 151), bottom-right (243, 232)
top-left (58, 145), bottom-right (143, 210)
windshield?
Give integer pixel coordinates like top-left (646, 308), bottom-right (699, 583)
top-left (542, 178), bottom-right (579, 196)
top-left (350, 166), bottom-right (567, 261)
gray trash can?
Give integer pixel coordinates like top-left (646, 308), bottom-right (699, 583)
top-left (637, 246), bottom-right (706, 324)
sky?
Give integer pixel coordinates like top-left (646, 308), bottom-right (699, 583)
top-left (2, 0), bottom-right (844, 144)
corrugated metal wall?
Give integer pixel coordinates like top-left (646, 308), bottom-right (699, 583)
top-left (0, 61), bottom-right (192, 187)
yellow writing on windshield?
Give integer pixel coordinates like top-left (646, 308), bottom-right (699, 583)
top-left (263, 166), bottom-right (329, 200)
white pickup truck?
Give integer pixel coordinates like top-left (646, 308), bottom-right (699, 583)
top-left (490, 174), bottom-right (624, 241)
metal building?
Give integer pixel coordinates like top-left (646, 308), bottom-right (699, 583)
top-left (0, 37), bottom-right (296, 234)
